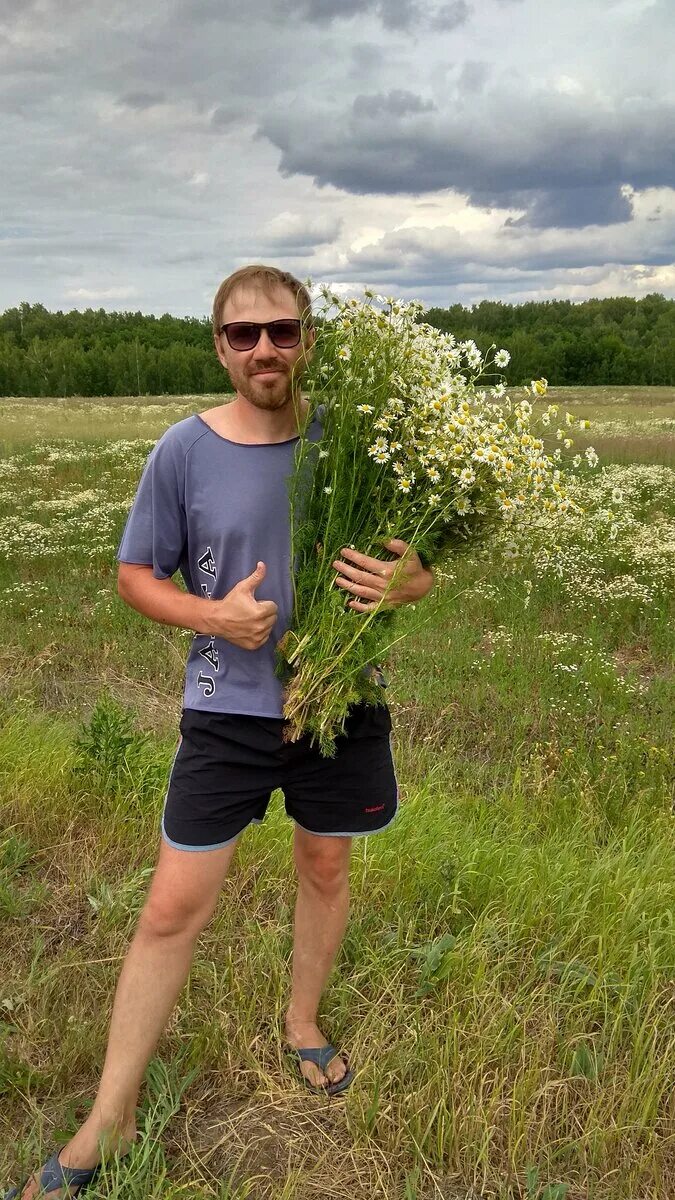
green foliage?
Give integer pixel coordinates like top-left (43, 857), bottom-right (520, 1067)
top-left (0, 302), bottom-right (232, 397)
top-left (73, 689), bottom-right (149, 792)
top-left (1, 294), bottom-right (674, 394)
top-left (423, 292), bottom-right (675, 385)
top-left (86, 865), bottom-right (154, 932)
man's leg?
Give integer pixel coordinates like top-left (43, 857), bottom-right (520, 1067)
top-left (17, 835), bottom-right (239, 1200)
top-left (284, 826), bottom-right (352, 1089)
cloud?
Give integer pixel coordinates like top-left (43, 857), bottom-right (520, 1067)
top-left (64, 285), bottom-right (138, 301)
top-left (504, 185), bottom-right (634, 229)
top-left (260, 211), bottom-right (344, 253)
top-left (117, 91), bottom-right (165, 110)
top-left (457, 61), bottom-right (490, 94)
top-left (283, 0), bottom-right (470, 31)
top-left (260, 88), bottom-right (675, 227)
top-left (428, 1), bottom-right (471, 31)
top-left (352, 90), bottom-right (437, 118)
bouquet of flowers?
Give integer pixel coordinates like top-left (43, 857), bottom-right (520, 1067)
top-left (276, 286), bottom-right (589, 754)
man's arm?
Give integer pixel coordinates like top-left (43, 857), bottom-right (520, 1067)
top-left (117, 561), bottom-right (279, 650)
top-left (331, 538), bottom-right (435, 613)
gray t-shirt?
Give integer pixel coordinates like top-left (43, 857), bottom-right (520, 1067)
top-left (116, 411), bottom-right (323, 717)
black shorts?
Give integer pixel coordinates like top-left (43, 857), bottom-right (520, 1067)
top-left (161, 700), bottom-right (399, 852)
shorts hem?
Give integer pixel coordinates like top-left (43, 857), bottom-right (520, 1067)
top-left (290, 804), bottom-right (398, 839)
top-left (161, 814), bottom-right (261, 852)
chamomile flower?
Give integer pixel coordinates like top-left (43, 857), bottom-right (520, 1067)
top-left (494, 349), bottom-right (510, 368)
top-left (368, 438), bottom-right (390, 462)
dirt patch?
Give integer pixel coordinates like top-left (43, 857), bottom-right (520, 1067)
top-left (174, 1084), bottom-right (396, 1198)
top-left (611, 644), bottom-right (672, 683)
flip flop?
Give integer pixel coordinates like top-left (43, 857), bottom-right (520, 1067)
top-left (288, 1043), bottom-right (355, 1096)
top-left (4, 1144), bottom-right (101, 1200)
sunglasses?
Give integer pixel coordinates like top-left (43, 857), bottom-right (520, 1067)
top-left (219, 319), bottom-right (303, 351)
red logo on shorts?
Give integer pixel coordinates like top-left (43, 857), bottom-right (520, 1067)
top-left (364, 804), bottom-right (385, 813)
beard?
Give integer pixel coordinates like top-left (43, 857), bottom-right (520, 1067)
top-left (234, 364), bottom-right (300, 411)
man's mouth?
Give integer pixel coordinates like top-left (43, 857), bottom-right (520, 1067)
top-left (253, 370), bottom-right (284, 378)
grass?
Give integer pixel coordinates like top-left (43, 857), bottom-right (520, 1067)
top-left (0, 390), bottom-right (673, 1199)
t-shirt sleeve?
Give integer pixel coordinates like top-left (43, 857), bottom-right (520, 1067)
top-left (116, 430), bottom-right (187, 579)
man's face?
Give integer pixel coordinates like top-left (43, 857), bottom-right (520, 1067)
top-left (214, 284), bottom-right (315, 411)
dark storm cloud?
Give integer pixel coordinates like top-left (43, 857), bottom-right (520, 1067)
top-left (503, 185), bottom-right (634, 229)
top-left (260, 94), bottom-right (675, 228)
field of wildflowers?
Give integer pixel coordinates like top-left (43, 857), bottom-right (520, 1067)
top-left (0, 387), bottom-right (673, 1199)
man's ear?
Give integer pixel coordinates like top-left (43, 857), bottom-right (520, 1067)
top-left (213, 335), bottom-right (227, 368)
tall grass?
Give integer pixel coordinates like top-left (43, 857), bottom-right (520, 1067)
top-left (1, 392), bottom-right (673, 1199)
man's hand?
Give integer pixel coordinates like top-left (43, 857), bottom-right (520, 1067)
top-left (332, 538), bottom-right (434, 613)
top-left (208, 561), bottom-right (278, 649)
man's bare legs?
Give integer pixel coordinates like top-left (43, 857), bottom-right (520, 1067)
top-left (17, 836), bottom-right (239, 1200)
top-left (284, 826), bottom-right (352, 1089)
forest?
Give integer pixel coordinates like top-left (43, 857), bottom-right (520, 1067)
top-left (0, 292), bottom-right (673, 396)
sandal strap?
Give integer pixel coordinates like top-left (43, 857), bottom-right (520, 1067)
top-left (295, 1044), bottom-right (347, 1073)
top-left (39, 1148), bottom-right (100, 1193)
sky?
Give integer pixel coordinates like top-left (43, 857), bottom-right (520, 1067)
top-left (1, 0), bottom-right (674, 317)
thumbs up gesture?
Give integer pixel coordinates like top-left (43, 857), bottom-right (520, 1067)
top-left (209, 561), bottom-right (279, 650)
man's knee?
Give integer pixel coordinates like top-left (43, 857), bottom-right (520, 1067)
top-left (294, 836), bottom-right (351, 893)
top-left (137, 889), bottom-right (215, 940)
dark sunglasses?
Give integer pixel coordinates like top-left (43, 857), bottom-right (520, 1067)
top-left (219, 319), bottom-right (302, 351)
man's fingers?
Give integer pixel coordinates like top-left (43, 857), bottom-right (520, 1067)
top-left (332, 558), bottom-right (391, 586)
top-left (257, 599), bottom-right (279, 617)
top-left (348, 598), bottom-right (377, 612)
top-left (381, 537), bottom-right (410, 557)
top-left (334, 576), bottom-right (383, 602)
top-left (337, 546), bottom-right (395, 574)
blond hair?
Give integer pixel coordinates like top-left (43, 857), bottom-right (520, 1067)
top-left (212, 265), bottom-right (314, 338)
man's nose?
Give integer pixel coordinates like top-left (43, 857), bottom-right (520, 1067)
top-left (256, 329), bottom-right (277, 356)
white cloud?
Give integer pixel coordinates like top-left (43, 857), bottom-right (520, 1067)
top-left (64, 286), bottom-right (138, 301)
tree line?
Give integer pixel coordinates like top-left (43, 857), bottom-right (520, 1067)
top-left (0, 293), bottom-right (673, 396)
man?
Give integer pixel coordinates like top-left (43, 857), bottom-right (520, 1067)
top-left (6, 265), bottom-right (433, 1200)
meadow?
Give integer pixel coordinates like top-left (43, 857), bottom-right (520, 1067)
top-left (0, 387), bottom-right (673, 1199)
